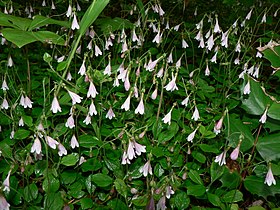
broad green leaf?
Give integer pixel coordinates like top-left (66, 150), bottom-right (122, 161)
top-left (85, 175), bottom-right (97, 194)
top-left (80, 198), bottom-right (94, 209)
top-left (108, 198), bottom-right (129, 210)
top-left (188, 169), bottom-right (203, 185)
top-left (61, 171), bottom-right (77, 185)
top-left (79, 0), bottom-right (109, 36)
top-left (220, 168), bottom-right (241, 189)
top-left (261, 45), bottom-right (280, 68)
top-left (131, 195), bottom-right (149, 207)
top-left (267, 102), bottom-right (280, 121)
top-left (173, 191), bottom-right (190, 209)
top-left (222, 190), bottom-right (243, 203)
top-left (32, 31), bottom-right (65, 46)
top-left (42, 175), bottom-right (60, 192)
top-left (44, 192), bottom-right (64, 210)
top-left (256, 132), bottom-right (280, 162)
top-left (158, 122), bottom-right (179, 143)
top-left (23, 183), bottom-right (38, 202)
top-left (14, 129), bottom-right (30, 140)
top-left (28, 15), bottom-right (69, 31)
top-left (61, 153), bottom-right (79, 166)
top-left (248, 207), bottom-right (266, 210)
top-left (95, 17), bottom-right (133, 34)
top-left (207, 193), bottom-right (222, 207)
top-left (241, 78), bottom-right (271, 115)
top-left (199, 144), bottom-right (219, 153)
top-left (210, 162), bottom-right (225, 182)
top-left (79, 135), bottom-right (102, 148)
top-left (114, 178), bottom-right (128, 198)
top-left (187, 185), bottom-right (206, 197)
top-left (0, 12), bottom-right (31, 30)
top-left (191, 151), bottom-right (206, 163)
top-left (91, 173), bottom-right (113, 187)
top-left (22, 115), bottom-right (33, 127)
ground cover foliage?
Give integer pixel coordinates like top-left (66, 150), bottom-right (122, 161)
top-left (0, 0), bottom-right (280, 209)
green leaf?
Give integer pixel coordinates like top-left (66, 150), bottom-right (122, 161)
top-left (268, 102), bottom-right (280, 121)
top-left (108, 198), bottom-right (129, 210)
top-left (80, 198), bottom-right (94, 210)
top-left (14, 129), bottom-right (30, 140)
top-left (241, 78), bottom-right (271, 115)
top-left (22, 115), bottom-right (33, 127)
top-left (187, 185), bottom-right (206, 197)
top-left (85, 175), bottom-right (97, 194)
top-left (23, 183), bottom-right (38, 202)
top-left (188, 169), bottom-right (203, 185)
top-left (244, 175), bottom-right (280, 198)
top-left (207, 193), bottom-right (222, 207)
top-left (173, 191), bottom-right (190, 209)
top-left (220, 168), bottom-right (241, 189)
top-left (131, 195), bottom-right (149, 207)
top-left (28, 15), bottom-right (69, 31)
top-left (61, 171), bottom-right (77, 185)
top-left (248, 207), bottom-right (266, 210)
top-left (158, 122), bottom-right (179, 143)
top-left (114, 178), bottom-right (128, 198)
top-left (261, 45), bottom-right (280, 68)
top-left (199, 144), bottom-right (219, 153)
top-left (42, 175), bottom-right (60, 192)
top-left (91, 173), bottom-right (113, 187)
top-left (57, 61), bottom-right (67, 71)
top-left (78, 0), bottom-right (109, 36)
top-left (43, 52), bottom-right (52, 63)
top-left (222, 190), bottom-right (243, 203)
top-left (61, 153), bottom-right (79, 166)
top-left (191, 151), bottom-right (206, 163)
top-left (256, 132), bottom-right (280, 162)
top-left (0, 12), bottom-right (32, 30)
top-left (79, 135), bottom-right (102, 148)
top-left (210, 162), bottom-right (225, 182)
top-left (95, 17), bottom-right (133, 34)
top-left (44, 192), bottom-right (64, 210)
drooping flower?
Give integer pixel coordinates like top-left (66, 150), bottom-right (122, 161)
top-left (104, 60), bottom-right (111, 76)
top-left (20, 94), bottom-right (33, 108)
top-left (214, 116), bottom-right (224, 134)
top-left (135, 95), bottom-right (145, 115)
top-left (264, 164), bottom-right (276, 186)
top-left (124, 73), bottom-right (130, 91)
top-left (214, 151), bottom-right (227, 166)
top-left (205, 62), bottom-right (210, 76)
top-left (206, 34), bottom-right (214, 51)
top-left (87, 81), bottom-right (98, 98)
top-left (230, 144), bottom-right (241, 160)
top-left (68, 90), bottom-right (82, 105)
top-left (3, 170), bottom-right (11, 193)
top-left (151, 88), bottom-right (158, 100)
top-left (191, 106), bottom-right (200, 121)
top-left (78, 60), bottom-right (86, 75)
top-left (243, 80), bottom-right (251, 95)
top-left (51, 0), bottom-right (56, 9)
top-left (46, 136), bottom-right (59, 149)
top-left (66, 4), bottom-right (72, 17)
top-left (146, 58), bottom-right (160, 71)
top-left (157, 196), bottom-right (166, 210)
top-left (1, 98), bottom-right (9, 110)
top-left (152, 31), bottom-right (161, 44)
top-left (7, 55), bottom-right (13, 67)
top-left (259, 107), bottom-right (268, 124)
top-left (187, 127), bottom-right (198, 142)
top-left (182, 39), bottom-right (189, 48)
top-left (65, 114), bottom-right (75, 129)
top-left (106, 107), bottom-right (115, 120)
top-left (165, 73), bottom-right (178, 92)
top-left (1, 80), bottom-right (9, 91)
top-left (121, 151), bottom-right (130, 165)
top-left (167, 51), bottom-right (173, 63)
top-left (58, 143), bottom-right (67, 156)
top-left (235, 40), bottom-right (241, 52)
top-left (246, 9), bottom-right (253, 20)
top-left (71, 13), bottom-right (80, 30)
top-left (162, 108), bottom-right (173, 125)
top-left (83, 114), bottom-right (91, 125)
top-left (51, 96), bottom-right (62, 113)
top-left (139, 160), bottom-right (152, 177)
top-left (89, 101), bottom-right (97, 116)
top-left (70, 135), bottom-right (79, 149)
top-left (31, 137), bottom-right (42, 154)
top-left (121, 94), bottom-right (131, 111)
top-left (181, 96), bottom-right (190, 107)
top-left (214, 16), bottom-right (221, 33)
top-left (210, 51), bottom-right (218, 63)
top-left (66, 72), bottom-right (72, 81)
top-left (19, 117), bottom-right (24, 127)
top-left (95, 44), bottom-right (102, 56)
top-left (173, 24), bottom-right (180, 31)
top-left (0, 195), bottom-right (10, 210)
top-left (133, 140), bottom-right (146, 156)
top-left (165, 186), bottom-right (175, 199)
top-left (261, 13), bottom-right (266, 23)
top-left (127, 140), bottom-right (135, 160)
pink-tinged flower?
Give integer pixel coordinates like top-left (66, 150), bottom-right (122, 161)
top-left (87, 81), bottom-right (98, 98)
top-left (162, 109), bottom-right (172, 125)
top-left (152, 31), bottom-right (161, 44)
top-left (71, 13), bottom-right (79, 30)
top-left (214, 17), bottom-right (221, 33)
top-left (264, 164), bottom-right (276, 186)
top-left (132, 28), bottom-right (139, 42)
top-left (165, 74), bottom-right (178, 92)
top-left (256, 51), bottom-right (262, 58)
top-left (57, 56), bottom-right (64, 63)
top-left (221, 30), bottom-right (229, 48)
top-left (3, 170), bottom-right (11, 193)
top-left (46, 136), bottom-right (59, 149)
top-left (121, 151), bottom-right (131, 164)
top-left (124, 73), bottom-right (130, 91)
top-left (134, 85), bottom-right (139, 98)
top-left (230, 144), bottom-right (240, 160)
top-left (173, 24), bottom-right (180, 31)
top-left (210, 51), bottom-right (217, 63)
top-left (235, 40), bottom-right (241, 52)
top-left (198, 37), bottom-right (205, 48)
top-left (157, 196), bottom-right (166, 210)
top-left (66, 72), bottom-right (72, 81)
top-left (182, 39), bottom-right (189, 48)
top-left (51, 96), bottom-right (62, 113)
top-left (105, 37), bottom-right (113, 50)
top-left (19, 117), bottom-right (24, 127)
top-left (106, 107), bottom-right (115, 120)
top-left (243, 80), bottom-right (250, 95)
top-left (51, 0), bottom-right (56, 9)
top-left (76, 2), bottom-right (81, 11)
top-left (7, 56), bottom-right (13, 67)
top-left (0, 195), bottom-right (10, 210)
top-left (24, 96), bottom-right (33, 108)
top-left (113, 77), bottom-right (120, 87)
top-left (133, 140), bottom-right (146, 156)
top-left (166, 186), bottom-right (175, 199)
top-left (70, 135), bottom-right (79, 149)
top-left (151, 88), bottom-right (158, 100)
top-left (78, 60), bottom-right (86, 75)
top-left (89, 101), bottom-right (97, 116)
top-left (104, 61), bottom-right (111, 76)
top-left (261, 13), bottom-right (266, 23)
top-left (1, 98), bottom-right (9, 110)
top-left (78, 156), bottom-right (86, 165)
top-left (135, 96), bottom-right (144, 115)
top-left (87, 40), bottom-right (93, 50)
top-left (181, 96), bottom-right (190, 107)
top-left (234, 57), bottom-right (240, 65)
top-left (95, 44), bottom-right (102, 56)
top-left (1, 80), bottom-right (9, 91)
top-left (259, 107), bottom-right (268, 124)
top-left (68, 90), bottom-right (82, 105)
top-left (187, 128), bottom-right (198, 142)
top-left (65, 114), bottom-right (75, 129)
top-left (127, 141), bottom-right (136, 160)
top-left (206, 34), bottom-right (214, 51)
top-left (66, 4), bottom-right (72, 17)
top-left (157, 67), bottom-right (164, 78)
top-left (205, 63), bottom-right (210, 76)
top-left (139, 160), bottom-right (152, 177)
top-left (31, 137), bottom-right (42, 154)
top-left (83, 114), bottom-right (91, 125)
top-left (176, 57), bottom-right (182, 69)
top-left (196, 20), bottom-right (203, 30)
top-left (167, 52), bottom-right (173, 63)
top-left (191, 106), bottom-right (200, 121)
top-left (214, 151), bottom-right (227, 166)
top-left (121, 94), bottom-right (131, 111)
top-left (195, 30), bottom-right (203, 41)
top-left (214, 116), bottom-right (224, 134)
top-left (146, 58), bottom-right (160, 71)
top-left (58, 143), bottom-right (67, 156)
